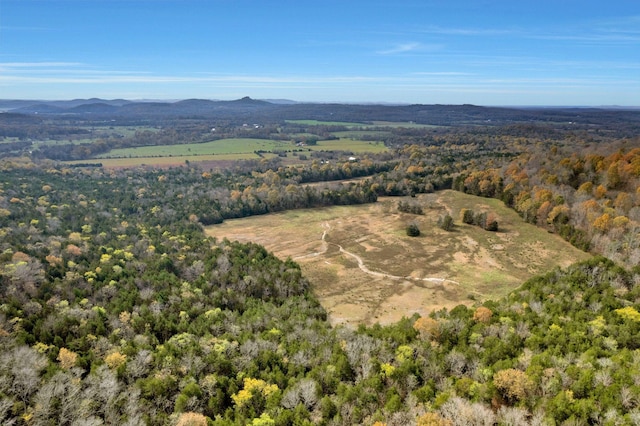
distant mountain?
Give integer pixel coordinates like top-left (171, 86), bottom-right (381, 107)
top-left (68, 103), bottom-right (120, 114)
top-left (261, 98), bottom-right (299, 105)
top-left (12, 103), bottom-right (67, 114)
top-left (8, 98), bottom-right (133, 114)
top-left (0, 100), bottom-right (47, 111)
top-left (225, 96), bottom-right (271, 106)
top-left (2, 97), bottom-right (639, 129)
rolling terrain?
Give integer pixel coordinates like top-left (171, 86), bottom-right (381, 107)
top-left (208, 191), bottom-right (590, 326)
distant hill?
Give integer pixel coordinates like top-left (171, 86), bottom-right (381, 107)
top-left (2, 97), bottom-right (640, 129)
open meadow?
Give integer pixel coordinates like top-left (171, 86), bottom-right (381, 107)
top-left (86, 137), bottom-right (387, 167)
top-left (207, 190), bottom-right (590, 326)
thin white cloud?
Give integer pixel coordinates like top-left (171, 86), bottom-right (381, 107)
top-left (416, 26), bottom-right (516, 37)
top-left (377, 42), bottom-right (433, 55)
top-left (0, 62), bottom-right (84, 69)
top-left (411, 71), bottom-right (474, 76)
top-left (0, 72), bottom-right (387, 85)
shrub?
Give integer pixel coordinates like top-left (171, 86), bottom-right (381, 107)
top-left (406, 223), bottom-right (420, 237)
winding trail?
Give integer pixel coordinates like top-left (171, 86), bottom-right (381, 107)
top-left (296, 222), bottom-right (460, 286)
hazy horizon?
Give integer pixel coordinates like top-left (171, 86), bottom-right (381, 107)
top-left (1, 0), bottom-right (639, 106)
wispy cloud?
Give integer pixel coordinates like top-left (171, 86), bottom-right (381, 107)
top-left (411, 71), bottom-right (474, 76)
top-left (0, 69), bottom-right (387, 86)
top-left (0, 62), bottom-right (84, 69)
top-left (416, 26), bottom-right (515, 37)
top-left (376, 42), bottom-right (442, 55)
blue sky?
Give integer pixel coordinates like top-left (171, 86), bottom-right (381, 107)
top-left (1, 0), bottom-right (639, 105)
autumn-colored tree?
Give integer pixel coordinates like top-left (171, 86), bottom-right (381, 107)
top-left (533, 187), bottom-right (553, 203)
top-left (65, 244), bottom-right (82, 256)
top-left (176, 412), bottom-right (208, 426)
top-left (473, 307), bottom-right (493, 324)
top-left (593, 213), bottom-right (612, 233)
top-left (576, 181), bottom-right (594, 196)
top-left (547, 205), bottom-right (569, 224)
top-left (612, 215), bottom-right (629, 229)
top-left (493, 369), bottom-right (532, 403)
top-left (536, 201), bottom-right (553, 226)
top-left (105, 351), bottom-right (127, 369)
top-left (613, 193), bottom-right (633, 213)
top-left (607, 162), bottom-right (621, 189)
top-left (231, 377), bottom-right (278, 409)
top-left (413, 317), bottom-right (440, 341)
top-left (417, 413), bottom-right (452, 426)
top-left (485, 212), bottom-right (499, 231)
top-left (57, 348), bottom-right (78, 369)
top-left (594, 184), bottom-right (607, 200)
top-left (45, 255), bottom-right (62, 266)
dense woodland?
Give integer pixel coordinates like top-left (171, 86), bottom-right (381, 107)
top-left (1, 103), bottom-right (640, 425)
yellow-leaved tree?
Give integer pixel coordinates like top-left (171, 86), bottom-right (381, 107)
top-left (57, 347), bottom-right (78, 369)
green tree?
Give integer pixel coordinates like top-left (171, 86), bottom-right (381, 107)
top-left (406, 223), bottom-right (420, 237)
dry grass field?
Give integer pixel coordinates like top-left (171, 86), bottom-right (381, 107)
top-left (206, 190), bottom-right (590, 327)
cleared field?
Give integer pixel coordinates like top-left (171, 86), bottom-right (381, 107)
top-left (68, 152), bottom-right (271, 168)
top-left (206, 190), bottom-right (590, 327)
top-left (310, 138), bottom-right (388, 153)
top-left (96, 138), bottom-right (292, 158)
top-left (371, 121), bottom-right (442, 128)
top-left (96, 137), bottom-right (388, 160)
top-left (286, 119), bottom-right (440, 129)
top-left (286, 119), bottom-right (369, 127)
top-left (29, 126), bottom-right (159, 147)
top-left (332, 131), bottom-right (392, 139)
top-left (90, 138), bottom-right (387, 167)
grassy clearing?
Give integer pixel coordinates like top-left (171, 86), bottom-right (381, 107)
top-left (94, 137), bottom-right (388, 161)
top-left (96, 138), bottom-right (292, 158)
top-left (310, 138), bottom-right (388, 153)
top-left (371, 121), bottom-right (443, 128)
top-left (286, 119), bottom-right (441, 129)
top-left (286, 119), bottom-right (369, 127)
top-left (69, 152), bottom-right (267, 168)
top-left (206, 190), bottom-right (590, 327)
top-left (29, 126), bottom-right (159, 147)
top-left (332, 130), bottom-right (391, 139)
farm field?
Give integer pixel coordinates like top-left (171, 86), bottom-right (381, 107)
top-left (89, 137), bottom-right (387, 166)
top-left (68, 153), bottom-right (272, 168)
top-left (207, 190), bottom-right (590, 327)
top-left (26, 126), bottom-right (160, 147)
top-left (286, 119), bottom-right (440, 129)
top-left (285, 119), bottom-right (369, 127)
top-left (309, 138), bottom-right (387, 153)
top-left (96, 138), bottom-right (291, 158)
top-left (331, 130), bottom-right (392, 139)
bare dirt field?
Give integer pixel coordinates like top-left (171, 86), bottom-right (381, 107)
top-left (206, 190), bottom-right (590, 327)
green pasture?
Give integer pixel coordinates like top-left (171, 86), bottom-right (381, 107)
top-left (95, 137), bottom-right (388, 160)
top-left (331, 130), bottom-right (391, 139)
top-left (285, 119), bottom-right (369, 127)
top-left (310, 138), bottom-right (388, 153)
top-left (285, 119), bottom-right (442, 130)
top-left (18, 125), bottom-right (160, 147)
top-left (371, 121), bottom-right (442, 128)
top-left (0, 137), bottom-right (21, 144)
top-left (68, 152), bottom-right (270, 168)
top-left (96, 138), bottom-right (292, 159)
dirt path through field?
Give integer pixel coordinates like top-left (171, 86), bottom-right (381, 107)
top-left (207, 191), bottom-right (590, 327)
top-left (311, 222), bottom-right (461, 286)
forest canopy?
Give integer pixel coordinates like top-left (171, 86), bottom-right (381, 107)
top-left (0, 105), bottom-right (640, 424)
